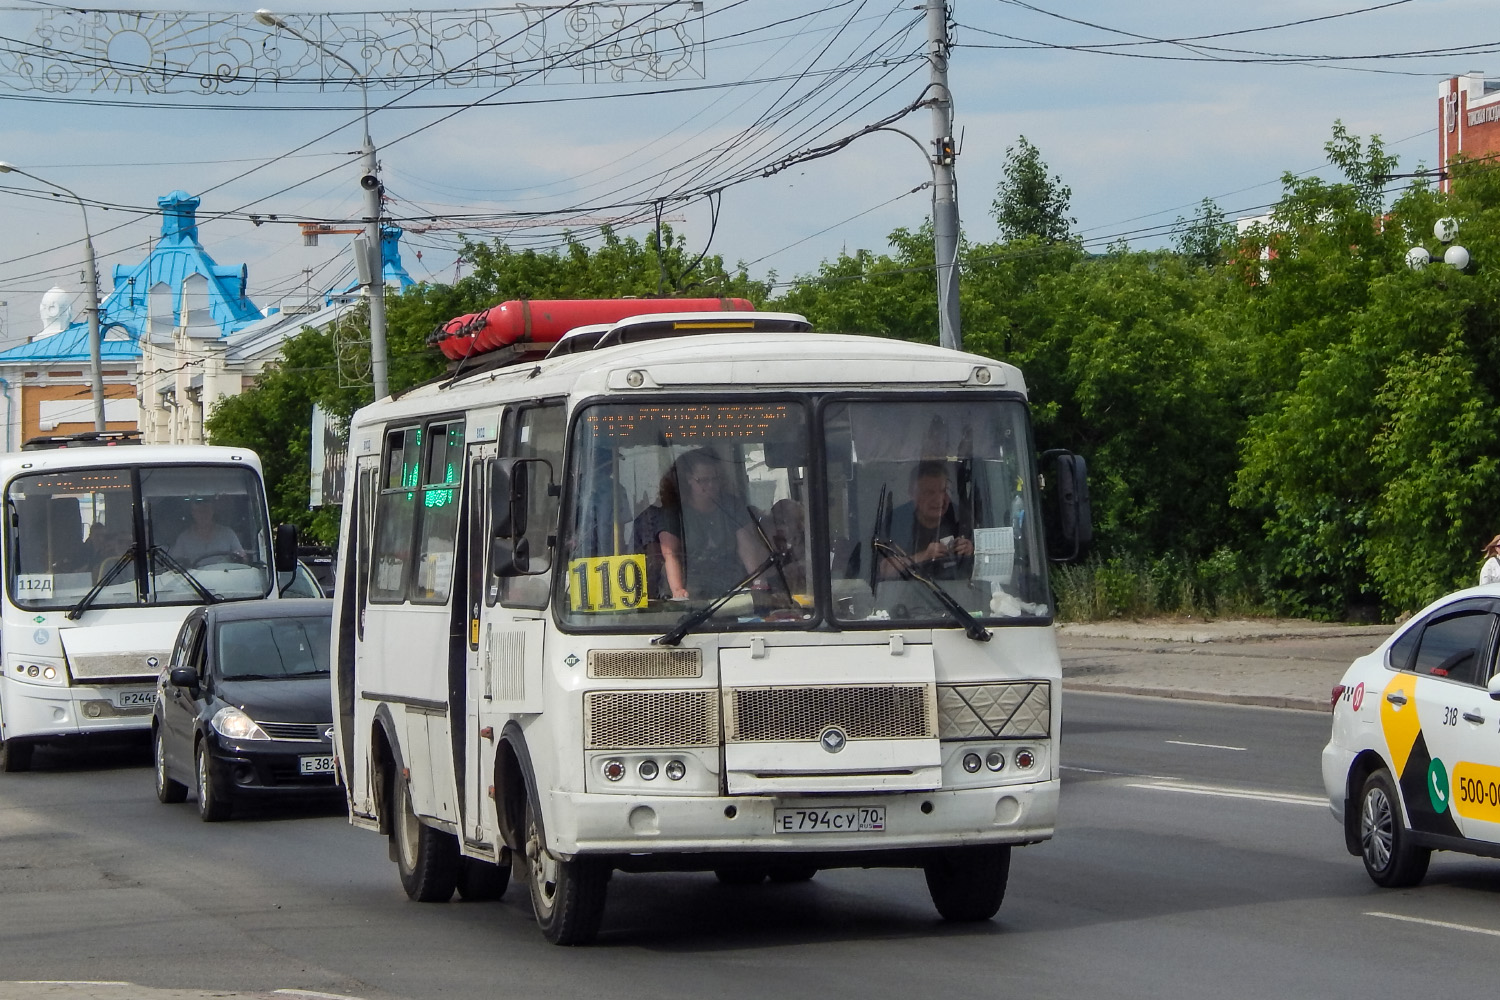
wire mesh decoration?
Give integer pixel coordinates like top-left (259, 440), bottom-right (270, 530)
top-left (0, 4), bottom-right (705, 95)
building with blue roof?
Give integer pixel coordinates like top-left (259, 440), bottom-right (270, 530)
top-left (0, 191), bottom-right (413, 450)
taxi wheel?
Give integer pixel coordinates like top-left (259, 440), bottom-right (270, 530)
top-left (924, 844), bottom-right (1011, 921)
top-left (195, 742), bottom-right (232, 822)
top-left (391, 774), bottom-right (458, 902)
top-left (0, 739), bottom-right (32, 773)
top-left (456, 854), bottom-right (512, 901)
top-left (524, 796), bottom-right (608, 945)
top-left (1359, 769), bottom-right (1431, 888)
top-left (154, 727), bottom-right (187, 804)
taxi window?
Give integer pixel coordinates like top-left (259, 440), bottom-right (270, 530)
top-left (1410, 611), bottom-right (1493, 686)
top-left (1387, 625), bottom-right (1419, 672)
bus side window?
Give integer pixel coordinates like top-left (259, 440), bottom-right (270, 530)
top-left (500, 403), bottom-right (565, 610)
top-left (370, 426), bottom-right (420, 604)
top-left (411, 420), bottom-right (464, 604)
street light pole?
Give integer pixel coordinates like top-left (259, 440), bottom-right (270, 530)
top-left (925, 0), bottom-right (961, 352)
top-left (0, 161), bottom-right (107, 431)
top-left (255, 9), bottom-right (389, 400)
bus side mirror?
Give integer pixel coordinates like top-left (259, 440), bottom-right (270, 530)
top-left (489, 536), bottom-right (531, 577)
top-left (274, 523), bottom-right (299, 574)
top-left (1040, 450), bottom-right (1092, 563)
top-left (488, 461), bottom-right (514, 537)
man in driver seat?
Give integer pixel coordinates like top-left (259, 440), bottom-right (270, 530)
top-left (172, 496), bottom-right (247, 566)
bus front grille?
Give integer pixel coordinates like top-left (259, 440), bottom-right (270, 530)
top-left (68, 651), bottom-right (169, 681)
top-left (584, 690), bottom-right (720, 750)
top-left (724, 684), bottom-right (935, 743)
top-left (936, 681), bottom-right (1050, 741)
top-left (587, 648), bottom-right (701, 679)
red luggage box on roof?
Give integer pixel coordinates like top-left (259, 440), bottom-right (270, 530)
top-left (434, 297), bottom-right (755, 361)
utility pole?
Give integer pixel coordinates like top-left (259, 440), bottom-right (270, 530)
top-left (926, 0), bottom-right (961, 351)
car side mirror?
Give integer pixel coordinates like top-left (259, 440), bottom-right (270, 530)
top-left (1488, 673), bottom-right (1500, 701)
top-left (169, 666), bottom-right (198, 689)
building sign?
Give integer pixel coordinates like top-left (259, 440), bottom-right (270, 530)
top-left (1468, 104), bottom-right (1500, 126)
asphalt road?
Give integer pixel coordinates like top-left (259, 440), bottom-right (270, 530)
top-left (5, 694), bottom-right (1500, 1000)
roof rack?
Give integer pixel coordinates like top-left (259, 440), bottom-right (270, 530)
top-left (23, 429), bottom-right (143, 450)
top-left (545, 311), bottom-right (812, 359)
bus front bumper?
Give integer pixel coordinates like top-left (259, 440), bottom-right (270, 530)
top-left (1, 681), bottom-right (157, 741)
top-left (547, 779), bottom-right (1059, 858)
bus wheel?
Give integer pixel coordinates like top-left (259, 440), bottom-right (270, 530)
top-left (524, 796), bottom-right (607, 945)
top-left (391, 774), bottom-right (458, 902)
top-left (456, 854), bottom-right (511, 901)
top-left (154, 728), bottom-right (187, 803)
top-left (195, 742), bottom-right (232, 822)
top-left (0, 739), bottom-right (32, 773)
top-left (924, 844), bottom-right (1010, 922)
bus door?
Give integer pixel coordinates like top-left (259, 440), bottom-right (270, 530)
top-left (462, 440), bottom-right (497, 846)
top-left (349, 453), bottom-right (379, 814)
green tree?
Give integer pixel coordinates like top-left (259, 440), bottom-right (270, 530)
top-left (992, 136), bottom-right (1074, 243)
top-left (1174, 197), bottom-right (1234, 268)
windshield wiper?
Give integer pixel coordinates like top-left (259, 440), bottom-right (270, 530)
top-left (654, 550), bottom-right (786, 648)
top-left (148, 545), bottom-right (222, 605)
top-left (66, 546), bottom-right (136, 621)
top-left (871, 540), bottom-right (991, 642)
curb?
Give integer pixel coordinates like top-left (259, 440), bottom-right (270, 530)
top-left (1063, 680), bottom-right (1331, 713)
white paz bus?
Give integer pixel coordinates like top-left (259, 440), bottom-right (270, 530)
top-left (0, 435), bottom-right (294, 771)
top-left (333, 301), bottom-right (1090, 944)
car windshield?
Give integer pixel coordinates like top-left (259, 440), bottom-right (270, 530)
top-left (559, 400), bottom-right (814, 630)
top-left (217, 616), bottom-right (331, 679)
top-left (7, 464), bottom-right (273, 610)
top-left (824, 398), bottom-right (1050, 627)
top-left (556, 395), bottom-right (1050, 632)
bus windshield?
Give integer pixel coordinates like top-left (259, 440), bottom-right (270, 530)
top-left (557, 395), bottom-right (1050, 632)
top-left (7, 464), bottom-right (273, 611)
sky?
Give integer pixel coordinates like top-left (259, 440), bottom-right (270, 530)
top-left (0, 0), bottom-right (1488, 347)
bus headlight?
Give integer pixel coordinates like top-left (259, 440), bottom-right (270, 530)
top-left (211, 706), bottom-right (270, 741)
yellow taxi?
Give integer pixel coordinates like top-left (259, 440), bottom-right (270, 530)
top-left (1323, 585), bottom-right (1500, 886)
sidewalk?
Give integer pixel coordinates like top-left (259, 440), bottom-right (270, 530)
top-left (1057, 618), bottom-right (1395, 712)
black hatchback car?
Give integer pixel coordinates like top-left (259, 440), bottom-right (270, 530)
top-left (152, 598), bottom-right (337, 821)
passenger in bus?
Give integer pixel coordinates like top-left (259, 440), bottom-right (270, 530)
top-left (171, 496), bottom-right (247, 566)
top-left (764, 498), bottom-right (808, 595)
top-left (881, 461), bottom-right (973, 580)
top-left (83, 517), bottom-right (134, 578)
top-left (654, 449), bottom-right (764, 600)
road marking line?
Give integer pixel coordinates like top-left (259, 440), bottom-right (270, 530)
top-left (275, 992), bottom-right (369, 1000)
top-left (1125, 780), bottom-right (1326, 807)
top-left (15, 983), bottom-right (132, 987)
top-left (1165, 739), bottom-right (1247, 751)
top-left (1365, 911), bottom-right (1500, 938)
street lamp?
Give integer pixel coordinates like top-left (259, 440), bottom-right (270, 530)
top-left (254, 9), bottom-right (389, 400)
top-left (0, 161), bottom-right (106, 431)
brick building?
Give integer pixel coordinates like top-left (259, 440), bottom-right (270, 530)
top-left (1438, 73), bottom-right (1500, 191)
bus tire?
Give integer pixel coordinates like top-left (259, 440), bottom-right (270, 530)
top-left (924, 844), bottom-right (1010, 922)
top-left (524, 796), bottom-right (607, 945)
top-left (154, 727), bottom-right (187, 803)
top-left (195, 741), bottom-right (232, 822)
top-left (456, 854), bottom-right (511, 901)
top-left (1359, 768), bottom-right (1431, 888)
top-left (0, 739), bottom-right (32, 773)
top-left (391, 774), bottom-right (458, 902)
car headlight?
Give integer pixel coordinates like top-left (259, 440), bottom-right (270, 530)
top-left (211, 706), bottom-right (270, 741)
